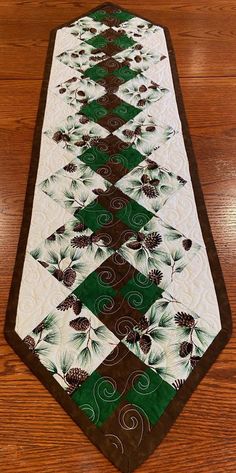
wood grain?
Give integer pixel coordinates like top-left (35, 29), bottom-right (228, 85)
top-left (0, 1), bottom-right (235, 472)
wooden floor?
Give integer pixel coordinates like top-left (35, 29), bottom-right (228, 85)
top-left (0, 1), bottom-right (235, 472)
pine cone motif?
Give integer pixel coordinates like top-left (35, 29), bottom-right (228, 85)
top-left (71, 235), bottom-right (91, 248)
top-left (190, 356), bottom-right (201, 368)
top-left (56, 225), bottom-right (65, 234)
top-left (57, 295), bottom-right (75, 311)
top-left (174, 312), bottom-right (195, 328)
top-left (33, 321), bottom-right (45, 334)
top-left (73, 299), bottom-right (83, 316)
top-left (66, 384), bottom-right (77, 395)
top-left (126, 330), bottom-right (140, 344)
top-left (142, 184), bottom-right (159, 198)
top-left (139, 85), bottom-right (147, 93)
top-left (148, 269), bottom-right (163, 285)
top-left (53, 268), bottom-right (64, 281)
top-left (65, 77), bottom-right (77, 84)
top-left (91, 234), bottom-right (101, 243)
top-left (127, 241), bottom-right (142, 250)
top-left (38, 260), bottom-right (49, 268)
top-left (69, 316), bottom-right (90, 331)
top-left (92, 188), bottom-right (105, 195)
top-left (146, 158), bottom-right (159, 170)
top-left (179, 341), bottom-right (193, 358)
top-left (141, 174), bottom-right (150, 184)
top-left (65, 367), bottom-right (88, 387)
top-left (23, 335), bottom-right (35, 351)
top-left (137, 232), bottom-right (145, 241)
top-left (150, 178), bottom-right (160, 186)
top-left (47, 233), bottom-right (56, 241)
top-left (182, 239), bottom-right (192, 251)
top-left (63, 163), bottom-right (77, 173)
top-left (73, 222), bottom-right (86, 232)
top-left (136, 316), bottom-right (149, 331)
top-left (134, 126), bottom-right (142, 136)
top-left (172, 379), bottom-right (185, 390)
top-left (137, 99), bottom-right (146, 107)
top-left (63, 268), bottom-right (76, 287)
top-left (139, 335), bottom-right (152, 354)
top-left (122, 129), bottom-right (134, 138)
top-left (52, 131), bottom-right (63, 143)
top-left (144, 232), bottom-right (162, 249)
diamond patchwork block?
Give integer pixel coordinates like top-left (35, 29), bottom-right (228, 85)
top-left (79, 93), bottom-right (141, 132)
top-left (23, 294), bottom-right (119, 395)
top-left (30, 218), bottom-right (114, 290)
top-left (54, 75), bottom-right (106, 111)
top-left (44, 112), bottom-right (109, 156)
top-left (78, 136), bottom-right (144, 183)
top-left (56, 43), bottom-right (108, 73)
top-left (114, 44), bottom-right (166, 73)
top-left (64, 16), bottom-right (109, 41)
top-left (122, 292), bottom-right (217, 385)
top-left (74, 253), bottom-right (163, 337)
top-left (115, 157), bottom-right (186, 216)
top-left (87, 185), bottom-right (154, 244)
top-left (113, 17), bottom-right (160, 41)
top-left (39, 158), bottom-right (111, 216)
top-left (118, 216), bottom-right (201, 290)
top-left (114, 110), bottom-right (176, 156)
top-left (115, 73), bottom-right (169, 109)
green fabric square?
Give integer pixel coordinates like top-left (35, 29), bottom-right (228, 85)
top-left (73, 271), bottom-right (116, 315)
top-left (113, 66), bottom-right (138, 82)
top-left (84, 65), bottom-right (108, 81)
top-left (116, 200), bottom-right (153, 231)
top-left (72, 371), bottom-right (120, 426)
top-left (113, 34), bottom-right (135, 49)
top-left (113, 11), bottom-right (135, 22)
top-left (80, 100), bottom-right (108, 122)
top-left (74, 201), bottom-right (113, 232)
top-left (86, 34), bottom-right (109, 49)
top-left (113, 103), bottom-right (140, 122)
top-left (78, 147), bottom-right (110, 171)
top-left (88, 10), bottom-right (107, 21)
top-left (125, 368), bottom-right (176, 425)
top-left (120, 272), bottom-right (163, 313)
top-left (119, 146), bottom-right (144, 170)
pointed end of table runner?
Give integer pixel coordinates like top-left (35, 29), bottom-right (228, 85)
top-left (5, 3), bottom-right (232, 473)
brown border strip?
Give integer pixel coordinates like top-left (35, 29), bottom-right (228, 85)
top-left (4, 3), bottom-right (232, 473)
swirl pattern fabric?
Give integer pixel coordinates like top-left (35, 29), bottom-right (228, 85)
top-left (5, 3), bottom-right (231, 473)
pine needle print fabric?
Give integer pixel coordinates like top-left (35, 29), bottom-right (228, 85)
top-left (5, 4), bottom-right (231, 473)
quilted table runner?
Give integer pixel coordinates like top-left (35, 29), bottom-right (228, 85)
top-left (5, 3), bottom-right (231, 472)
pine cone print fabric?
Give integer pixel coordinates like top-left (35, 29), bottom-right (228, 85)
top-left (5, 4), bottom-right (231, 473)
